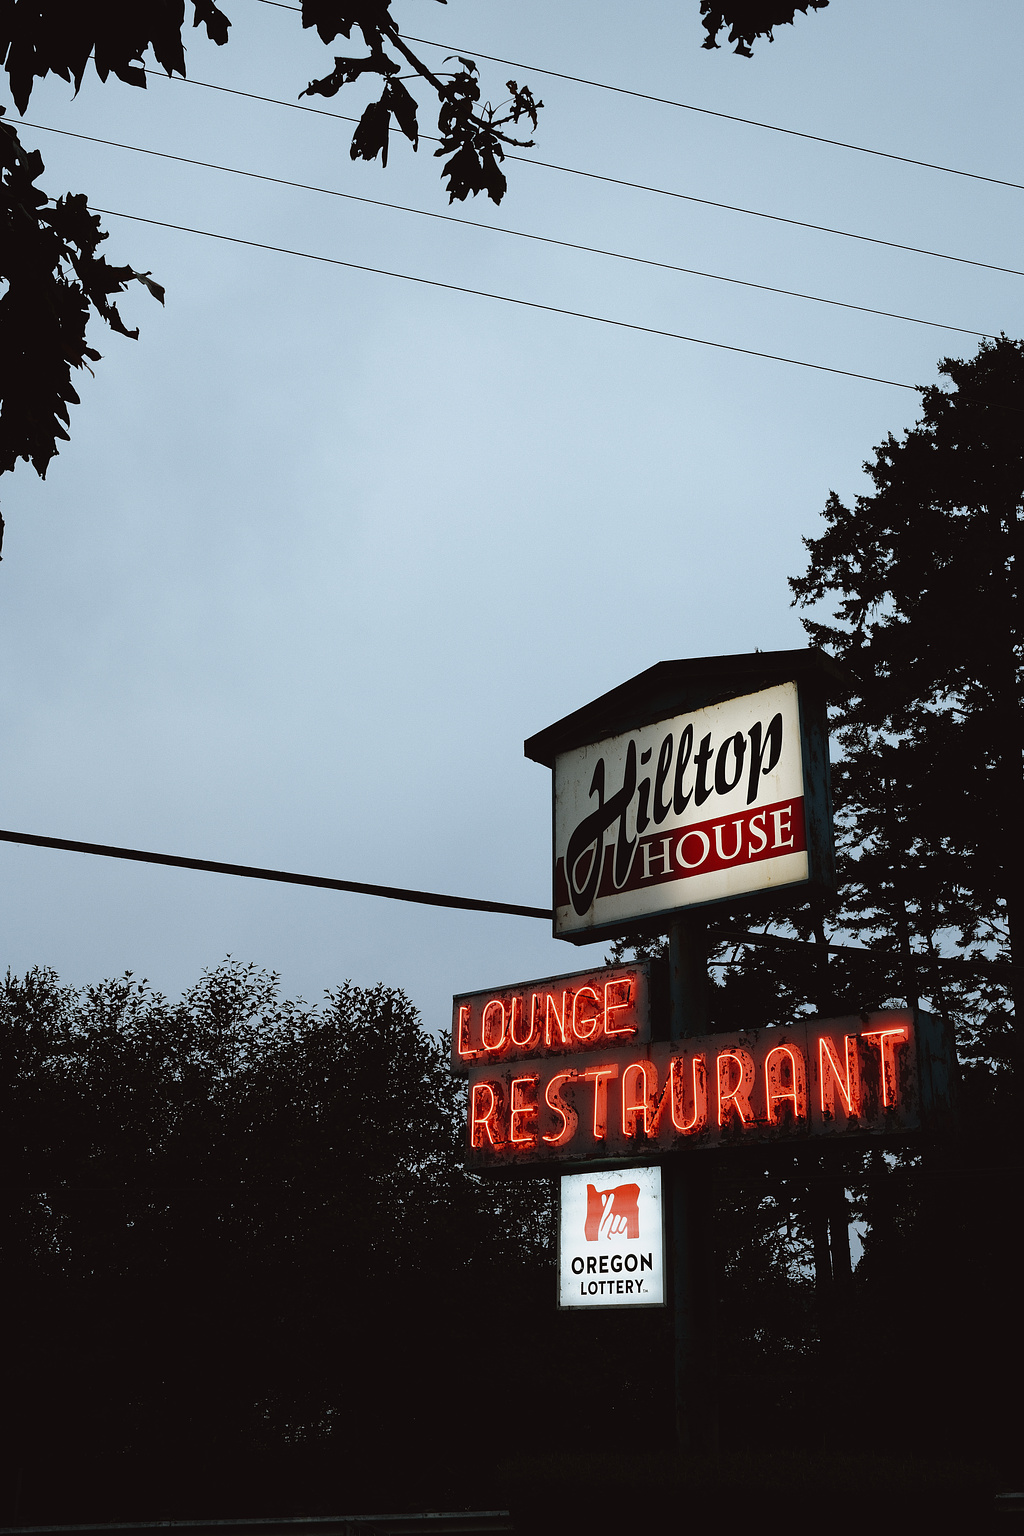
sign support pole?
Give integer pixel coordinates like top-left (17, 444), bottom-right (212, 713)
top-left (668, 915), bottom-right (718, 1454)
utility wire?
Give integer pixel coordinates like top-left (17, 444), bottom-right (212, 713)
top-left (86, 203), bottom-right (925, 394)
top-left (144, 71), bottom-right (1024, 282)
top-left (0, 829), bottom-right (550, 920)
top-left (3, 828), bottom-right (1010, 976)
top-left (257, 0), bottom-right (1024, 195)
top-left (24, 119), bottom-right (991, 341)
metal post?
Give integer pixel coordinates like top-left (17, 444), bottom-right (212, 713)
top-left (828, 1176), bottom-right (853, 1287)
top-left (667, 914), bottom-right (718, 1454)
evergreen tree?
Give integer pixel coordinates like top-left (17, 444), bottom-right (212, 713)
top-left (791, 335), bottom-right (1023, 1073)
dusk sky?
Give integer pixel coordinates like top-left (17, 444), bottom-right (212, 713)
top-left (3, 0), bottom-right (1021, 1033)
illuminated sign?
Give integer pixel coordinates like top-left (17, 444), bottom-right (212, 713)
top-left (524, 652), bottom-right (841, 944)
top-left (450, 962), bottom-right (656, 1075)
top-left (464, 1010), bottom-right (952, 1169)
top-left (558, 1166), bottom-right (665, 1309)
top-left (551, 682), bottom-right (813, 939)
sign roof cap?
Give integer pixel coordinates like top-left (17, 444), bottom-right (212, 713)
top-left (524, 647), bottom-right (848, 768)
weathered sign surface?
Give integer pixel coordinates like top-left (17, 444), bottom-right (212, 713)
top-left (551, 682), bottom-right (809, 937)
top-left (451, 961), bottom-right (656, 1075)
top-left (463, 1010), bottom-right (954, 1170)
top-left (525, 652), bottom-right (843, 944)
top-left (558, 1165), bottom-right (665, 1309)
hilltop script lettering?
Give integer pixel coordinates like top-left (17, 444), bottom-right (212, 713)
top-left (564, 711), bottom-right (784, 915)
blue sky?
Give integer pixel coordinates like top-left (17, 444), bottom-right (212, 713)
top-left (2, 0), bottom-right (1021, 1030)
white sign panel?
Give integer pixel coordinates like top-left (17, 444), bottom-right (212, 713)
top-left (553, 681), bottom-right (808, 938)
top-left (558, 1165), bottom-right (665, 1309)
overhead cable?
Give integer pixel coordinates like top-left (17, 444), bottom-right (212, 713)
top-left (0, 829), bottom-right (550, 919)
top-left (24, 119), bottom-right (991, 341)
top-left (86, 203), bottom-right (925, 394)
top-left (3, 827), bottom-right (1011, 975)
top-left (257, 0), bottom-right (1024, 194)
top-left (143, 71), bottom-right (1024, 281)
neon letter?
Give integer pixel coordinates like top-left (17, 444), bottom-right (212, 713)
top-left (818, 1034), bottom-right (860, 1119)
top-left (717, 1049), bottom-right (755, 1127)
top-left (603, 977), bottom-right (634, 1036)
top-left (509, 993), bottom-right (538, 1048)
top-left (860, 1026), bottom-right (908, 1108)
top-left (470, 1082), bottom-right (500, 1147)
top-left (572, 985), bottom-right (602, 1041)
top-left (542, 1071), bottom-right (579, 1146)
top-left (661, 1054), bottom-right (707, 1134)
top-left (622, 1060), bottom-right (658, 1136)
top-left (545, 991), bottom-right (571, 1046)
top-left (583, 1065), bottom-right (619, 1140)
top-left (765, 1043), bottom-right (807, 1125)
top-left (509, 1075), bottom-right (540, 1146)
top-left (481, 998), bottom-right (506, 1052)
top-left (456, 1004), bottom-right (475, 1060)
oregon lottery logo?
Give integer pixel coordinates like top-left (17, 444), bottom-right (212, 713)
top-left (584, 1181), bottom-right (640, 1241)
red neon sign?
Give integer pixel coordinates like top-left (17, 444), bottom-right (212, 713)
top-left (622, 1060), bottom-right (658, 1138)
top-left (670, 1053), bottom-right (707, 1135)
top-left (860, 1026), bottom-right (908, 1108)
top-left (765, 1043), bottom-right (807, 1125)
top-left (465, 1010), bottom-right (926, 1168)
top-left (717, 1048), bottom-right (756, 1128)
top-left (451, 962), bottom-right (654, 1074)
top-left (819, 1033), bottom-right (860, 1120)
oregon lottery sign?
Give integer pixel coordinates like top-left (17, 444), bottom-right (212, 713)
top-left (558, 1166), bottom-right (665, 1309)
top-left (524, 651), bottom-right (839, 943)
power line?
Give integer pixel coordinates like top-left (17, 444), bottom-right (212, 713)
top-left (0, 829), bottom-right (551, 920)
top-left (3, 828), bottom-right (1010, 977)
top-left (24, 119), bottom-right (991, 341)
top-left (256, 0), bottom-right (1024, 195)
top-left (87, 202), bottom-right (925, 393)
top-left (144, 71), bottom-right (1024, 282)
top-left (406, 36), bottom-right (1024, 198)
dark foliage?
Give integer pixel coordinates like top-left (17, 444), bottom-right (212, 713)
top-left (607, 339), bottom-right (1024, 1483)
top-left (0, 0), bottom-right (231, 113)
top-left (701, 1), bottom-right (830, 57)
top-left (0, 959), bottom-right (556, 1518)
top-left (615, 337), bottom-right (1022, 1067)
top-left (4, 936), bottom-right (1017, 1518)
top-left (792, 335), bottom-right (1023, 1066)
top-left (0, 111), bottom-right (163, 555)
top-left (0, 0), bottom-right (834, 551)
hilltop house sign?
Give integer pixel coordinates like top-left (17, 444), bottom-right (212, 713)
top-left (524, 650), bottom-right (843, 944)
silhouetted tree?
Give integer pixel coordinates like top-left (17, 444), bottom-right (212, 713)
top-left (607, 338), bottom-right (1023, 1472)
top-left (791, 334), bottom-right (1022, 1071)
top-left (701, 1), bottom-right (829, 56)
top-left (1, 1), bottom-right (835, 556)
top-left (0, 958), bottom-right (552, 1520)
